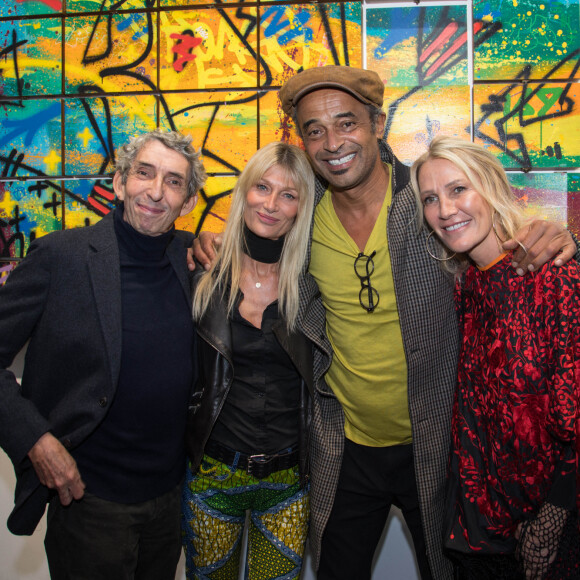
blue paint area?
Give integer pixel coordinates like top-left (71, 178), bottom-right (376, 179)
top-left (262, 6), bottom-right (291, 39)
top-left (117, 13), bottom-right (143, 32)
top-left (371, 8), bottom-right (419, 59)
top-left (0, 102), bottom-right (61, 148)
top-left (279, 11), bottom-right (312, 45)
top-left (473, 1), bottom-right (501, 20)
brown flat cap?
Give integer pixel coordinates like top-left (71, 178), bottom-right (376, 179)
top-left (279, 66), bottom-right (384, 115)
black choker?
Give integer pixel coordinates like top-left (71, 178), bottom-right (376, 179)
top-left (243, 225), bottom-right (284, 264)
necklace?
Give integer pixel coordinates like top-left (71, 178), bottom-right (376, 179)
top-left (243, 225), bottom-right (284, 288)
top-left (243, 224), bottom-right (284, 264)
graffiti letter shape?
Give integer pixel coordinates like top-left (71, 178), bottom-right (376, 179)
top-left (171, 32), bottom-right (202, 73)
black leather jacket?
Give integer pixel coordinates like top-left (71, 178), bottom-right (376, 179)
top-left (186, 267), bottom-right (315, 487)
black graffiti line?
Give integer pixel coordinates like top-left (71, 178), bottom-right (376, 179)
top-left (214, 3), bottom-right (270, 86)
top-left (201, 105), bottom-right (219, 151)
top-left (101, 12), bottom-right (154, 74)
top-left (85, 68), bottom-right (177, 138)
top-left (81, 0), bottom-right (155, 63)
top-left (0, 157), bottom-right (112, 216)
top-left (83, 10), bottom-right (154, 74)
top-left (89, 68), bottom-right (177, 138)
top-left (110, 0), bottom-right (155, 11)
top-left (0, 230), bottom-right (25, 259)
top-left (1, 148), bottom-right (24, 177)
top-left (384, 14), bottom-right (500, 140)
top-left (170, 94), bottom-right (265, 174)
top-left (0, 153), bottom-right (48, 179)
top-left (194, 187), bottom-right (234, 236)
top-left (82, 11), bottom-right (114, 64)
top-left (472, 48), bottom-right (580, 168)
top-left (234, 4), bottom-right (258, 41)
top-left (480, 48), bottom-right (579, 127)
top-left (339, 3), bottom-right (349, 66)
top-left (473, 93), bottom-right (532, 168)
top-left (509, 50), bottom-right (580, 128)
top-left (415, 7), bottom-right (479, 87)
top-left (0, 29), bottom-right (28, 106)
top-left (317, 4), bottom-right (340, 66)
top-left (383, 85), bottom-right (422, 142)
top-left (76, 87), bottom-right (117, 174)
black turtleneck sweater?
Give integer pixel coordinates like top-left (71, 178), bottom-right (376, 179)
top-left (73, 206), bottom-right (194, 503)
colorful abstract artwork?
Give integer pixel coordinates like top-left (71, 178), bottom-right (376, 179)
top-left (0, 1), bottom-right (361, 273)
top-left (366, 4), bottom-right (472, 165)
top-left (1, 0), bottom-right (579, 285)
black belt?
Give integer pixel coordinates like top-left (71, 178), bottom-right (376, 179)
top-left (204, 440), bottom-right (299, 479)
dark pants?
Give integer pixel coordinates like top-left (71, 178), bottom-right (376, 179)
top-left (45, 485), bottom-right (182, 580)
top-left (318, 439), bottom-right (433, 580)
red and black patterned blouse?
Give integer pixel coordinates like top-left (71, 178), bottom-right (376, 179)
top-left (444, 254), bottom-right (580, 559)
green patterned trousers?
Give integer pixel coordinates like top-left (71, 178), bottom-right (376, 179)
top-left (181, 455), bottom-right (310, 580)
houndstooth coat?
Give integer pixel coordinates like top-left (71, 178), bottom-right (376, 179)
top-left (297, 140), bottom-right (458, 580)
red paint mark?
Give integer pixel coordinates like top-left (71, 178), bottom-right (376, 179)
top-left (170, 33), bottom-right (202, 73)
top-left (426, 31), bottom-right (469, 77)
top-left (88, 197), bottom-right (111, 214)
top-left (421, 21), bottom-right (484, 77)
top-left (93, 185), bottom-right (115, 201)
top-left (16, 0), bottom-right (62, 10)
top-left (420, 22), bottom-right (458, 63)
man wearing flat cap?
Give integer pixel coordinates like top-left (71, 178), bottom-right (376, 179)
top-left (279, 64), bottom-right (453, 580)
top-left (195, 65), bottom-right (578, 580)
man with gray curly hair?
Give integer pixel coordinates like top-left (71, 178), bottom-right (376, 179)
top-left (0, 129), bottom-right (206, 579)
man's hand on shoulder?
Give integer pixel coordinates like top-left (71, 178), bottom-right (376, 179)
top-left (188, 231), bottom-right (221, 271)
top-left (503, 220), bottom-right (577, 276)
top-left (28, 432), bottom-right (85, 505)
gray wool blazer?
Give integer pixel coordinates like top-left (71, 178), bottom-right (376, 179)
top-left (302, 141), bottom-right (458, 580)
top-left (0, 211), bottom-right (193, 535)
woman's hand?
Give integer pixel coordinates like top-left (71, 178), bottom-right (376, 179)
top-left (515, 502), bottom-right (568, 579)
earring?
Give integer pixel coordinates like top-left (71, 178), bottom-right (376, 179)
top-left (426, 230), bottom-right (456, 261)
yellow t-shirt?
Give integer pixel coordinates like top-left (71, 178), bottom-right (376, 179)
top-left (309, 169), bottom-right (411, 446)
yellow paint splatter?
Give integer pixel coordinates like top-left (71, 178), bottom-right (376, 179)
top-left (44, 150), bottom-right (61, 173)
top-left (77, 128), bottom-right (93, 148)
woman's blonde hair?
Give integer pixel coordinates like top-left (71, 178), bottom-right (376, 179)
top-left (192, 142), bottom-right (316, 331)
top-left (410, 135), bottom-right (526, 274)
